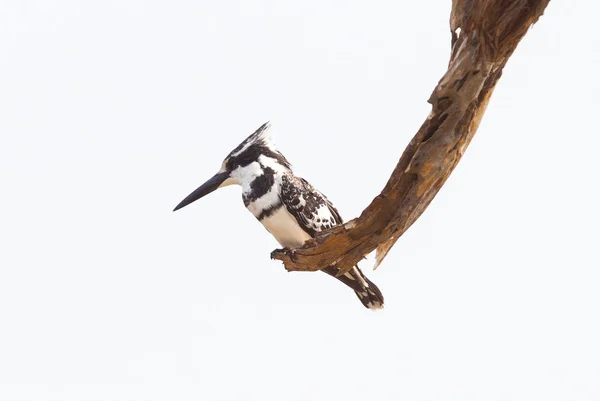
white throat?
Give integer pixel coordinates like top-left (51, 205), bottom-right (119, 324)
top-left (231, 161), bottom-right (265, 192)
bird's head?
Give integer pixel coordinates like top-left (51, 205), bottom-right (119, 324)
top-left (173, 121), bottom-right (291, 211)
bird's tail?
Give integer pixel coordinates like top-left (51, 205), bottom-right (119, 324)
top-left (322, 265), bottom-right (384, 310)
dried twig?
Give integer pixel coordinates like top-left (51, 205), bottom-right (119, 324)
top-left (272, 0), bottom-right (550, 275)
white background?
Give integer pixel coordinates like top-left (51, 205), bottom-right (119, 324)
top-left (1, 1), bottom-right (598, 400)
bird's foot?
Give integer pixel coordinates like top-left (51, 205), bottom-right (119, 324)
top-left (271, 247), bottom-right (295, 262)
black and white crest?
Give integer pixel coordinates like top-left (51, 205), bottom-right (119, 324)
top-left (224, 122), bottom-right (291, 171)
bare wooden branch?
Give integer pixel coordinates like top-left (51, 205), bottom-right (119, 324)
top-left (272, 0), bottom-right (550, 275)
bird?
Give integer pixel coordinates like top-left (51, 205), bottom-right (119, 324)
top-left (173, 122), bottom-right (384, 309)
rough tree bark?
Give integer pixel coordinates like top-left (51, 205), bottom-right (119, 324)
top-left (271, 0), bottom-right (551, 276)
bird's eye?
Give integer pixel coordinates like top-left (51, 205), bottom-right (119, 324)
top-left (230, 151), bottom-right (256, 168)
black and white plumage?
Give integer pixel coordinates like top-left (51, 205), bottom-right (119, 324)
top-left (174, 122), bottom-right (384, 309)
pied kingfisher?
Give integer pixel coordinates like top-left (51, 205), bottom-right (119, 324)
top-left (174, 122), bottom-right (384, 309)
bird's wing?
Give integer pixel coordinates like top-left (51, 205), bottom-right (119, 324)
top-left (280, 176), bottom-right (381, 307)
top-left (280, 175), bottom-right (343, 238)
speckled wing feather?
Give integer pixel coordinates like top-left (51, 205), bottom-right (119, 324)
top-left (280, 175), bottom-right (343, 237)
top-left (280, 174), bottom-right (384, 309)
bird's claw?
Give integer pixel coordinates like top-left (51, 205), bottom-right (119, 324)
top-left (270, 247), bottom-right (296, 262)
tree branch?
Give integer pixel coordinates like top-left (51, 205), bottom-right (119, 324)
top-left (272, 0), bottom-right (550, 275)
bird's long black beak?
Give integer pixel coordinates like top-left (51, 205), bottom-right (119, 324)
top-left (173, 171), bottom-right (230, 211)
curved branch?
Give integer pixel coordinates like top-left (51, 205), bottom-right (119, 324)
top-left (272, 0), bottom-right (550, 275)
